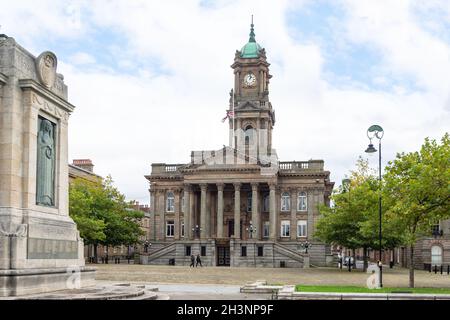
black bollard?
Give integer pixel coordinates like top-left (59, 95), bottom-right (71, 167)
top-left (441, 265), bottom-right (443, 274)
top-left (434, 265), bottom-right (438, 274)
top-left (447, 265), bottom-right (449, 275)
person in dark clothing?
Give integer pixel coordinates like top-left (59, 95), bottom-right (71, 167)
top-left (196, 254), bottom-right (202, 267)
top-left (190, 254), bottom-right (195, 267)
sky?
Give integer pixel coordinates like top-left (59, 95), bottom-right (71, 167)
top-left (1, 0), bottom-right (449, 205)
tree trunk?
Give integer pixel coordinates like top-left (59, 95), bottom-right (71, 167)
top-left (409, 244), bottom-right (415, 288)
top-left (94, 243), bottom-right (98, 263)
top-left (352, 249), bottom-right (356, 269)
top-left (363, 247), bottom-right (368, 272)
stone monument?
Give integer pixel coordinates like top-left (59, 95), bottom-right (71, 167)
top-left (0, 34), bottom-right (95, 297)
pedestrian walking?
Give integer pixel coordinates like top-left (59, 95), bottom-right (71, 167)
top-left (196, 254), bottom-right (202, 267)
top-left (190, 254), bottom-right (195, 267)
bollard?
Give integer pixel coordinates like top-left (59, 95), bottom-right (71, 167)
top-left (434, 265), bottom-right (438, 274)
top-left (447, 265), bottom-right (449, 275)
top-left (441, 265), bottom-right (443, 274)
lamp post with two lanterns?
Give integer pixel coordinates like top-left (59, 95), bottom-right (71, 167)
top-left (364, 124), bottom-right (384, 288)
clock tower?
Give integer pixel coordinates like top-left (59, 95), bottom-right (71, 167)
top-left (229, 18), bottom-right (275, 159)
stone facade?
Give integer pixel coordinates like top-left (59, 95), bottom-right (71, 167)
top-left (144, 24), bottom-right (334, 268)
top-left (0, 35), bottom-right (95, 296)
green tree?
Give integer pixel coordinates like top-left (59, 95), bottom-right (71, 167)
top-left (69, 175), bottom-right (145, 260)
top-left (383, 133), bottom-right (450, 288)
top-left (316, 158), bottom-right (402, 271)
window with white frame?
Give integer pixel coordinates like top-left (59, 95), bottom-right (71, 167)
top-left (181, 221), bottom-right (185, 238)
top-left (431, 245), bottom-right (443, 266)
top-left (166, 220), bottom-right (174, 237)
top-left (297, 220), bottom-right (307, 237)
top-left (298, 192), bottom-right (307, 211)
top-left (263, 194), bottom-right (269, 212)
top-left (181, 195), bottom-right (185, 213)
top-left (166, 192), bottom-right (174, 212)
top-left (281, 220), bottom-right (290, 237)
top-left (263, 221), bottom-right (270, 238)
top-left (281, 192), bottom-right (291, 211)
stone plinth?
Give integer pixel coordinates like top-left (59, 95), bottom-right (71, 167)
top-left (0, 35), bottom-right (95, 296)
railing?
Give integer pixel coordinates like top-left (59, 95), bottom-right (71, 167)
top-left (151, 163), bottom-right (184, 174)
top-left (425, 264), bottom-right (450, 275)
top-left (279, 160), bottom-right (324, 171)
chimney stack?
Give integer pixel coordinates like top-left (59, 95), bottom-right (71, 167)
top-left (72, 159), bottom-right (94, 172)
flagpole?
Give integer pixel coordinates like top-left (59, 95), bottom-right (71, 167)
top-left (232, 89), bottom-right (235, 149)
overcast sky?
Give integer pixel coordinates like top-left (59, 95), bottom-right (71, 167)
top-left (1, 0), bottom-right (449, 204)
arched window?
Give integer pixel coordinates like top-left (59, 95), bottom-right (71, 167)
top-left (244, 125), bottom-right (254, 146)
top-left (431, 245), bottom-right (443, 266)
top-left (281, 192), bottom-right (291, 211)
top-left (166, 192), bottom-right (174, 212)
top-left (298, 192), bottom-right (308, 211)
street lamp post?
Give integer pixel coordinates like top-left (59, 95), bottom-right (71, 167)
top-left (246, 221), bottom-right (255, 239)
top-left (192, 225), bottom-right (202, 239)
top-left (299, 241), bottom-right (312, 254)
top-left (365, 124), bottom-right (384, 288)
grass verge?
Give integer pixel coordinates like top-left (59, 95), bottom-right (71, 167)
top-left (295, 285), bottom-right (450, 294)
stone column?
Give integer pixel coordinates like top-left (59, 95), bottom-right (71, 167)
top-left (183, 184), bottom-right (191, 240)
top-left (200, 184), bottom-right (207, 239)
top-left (158, 189), bottom-right (166, 240)
top-left (269, 183), bottom-right (276, 240)
top-left (205, 188), bottom-right (211, 238)
top-left (307, 190), bottom-right (314, 240)
top-left (217, 183), bottom-right (224, 238)
top-left (149, 189), bottom-right (156, 240)
top-left (233, 183), bottom-right (241, 239)
top-left (251, 183), bottom-right (259, 239)
top-left (189, 188), bottom-right (195, 239)
top-left (174, 189), bottom-right (181, 240)
top-left (291, 188), bottom-right (297, 240)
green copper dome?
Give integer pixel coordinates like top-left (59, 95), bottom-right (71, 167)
top-left (240, 20), bottom-right (262, 58)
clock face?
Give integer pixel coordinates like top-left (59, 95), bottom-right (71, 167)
top-left (244, 73), bottom-right (257, 87)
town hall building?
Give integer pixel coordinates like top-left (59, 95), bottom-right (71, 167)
top-left (144, 22), bottom-right (335, 267)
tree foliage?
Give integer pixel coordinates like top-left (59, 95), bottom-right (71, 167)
top-left (316, 158), bottom-right (402, 269)
top-left (383, 133), bottom-right (450, 287)
top-left (69, 175), bottom-right (145, 252)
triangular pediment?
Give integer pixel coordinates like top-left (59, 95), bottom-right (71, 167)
top-left (183, 146), bottom-right (279, 174)
top-left (237, 101), bottom-right (260, 110)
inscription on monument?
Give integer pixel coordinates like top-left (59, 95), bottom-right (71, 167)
top-left (27, 238), bottom-right (78, 259)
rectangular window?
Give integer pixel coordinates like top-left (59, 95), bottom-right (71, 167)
top-left (298, 192), bottom-right (308, 211)
top-left (281, 220), bottom-right (290, 237)
top-left (297, 220), bottom-right (307, 238)
top-left (281, 195), bottom-right (290, 212)
top-left (185, 246), bottom-right (191, 256)
top-left (201, 246), bottom-right (206, 256)
top-left (263, 195), bottom-right (269, 212)
top-left (181, 196), bottom-right (185, 213)
top-left (241, 246), bottom-right (247, 257)
top-left (263, 221), bottom-right (270, 238)
top-left (181, 222), bottom-right (185, 238)
top-left (166, 220), bottom-right (174, 237)
top-left (247, 192), bottom-right (252, 212)
top-left (257, 246), bottom-right (264, 257)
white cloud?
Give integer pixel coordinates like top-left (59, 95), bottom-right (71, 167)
top-left (1, 0), bottom-right (449, 204)
top-left (69, 52), bottom-right (96, 65)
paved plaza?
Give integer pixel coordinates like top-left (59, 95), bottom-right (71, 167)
top-left (94, 264), bottom-right (450, 288)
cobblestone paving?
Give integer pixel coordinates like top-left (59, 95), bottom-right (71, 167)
top-left (94, 264), bottom-right (450, 288)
